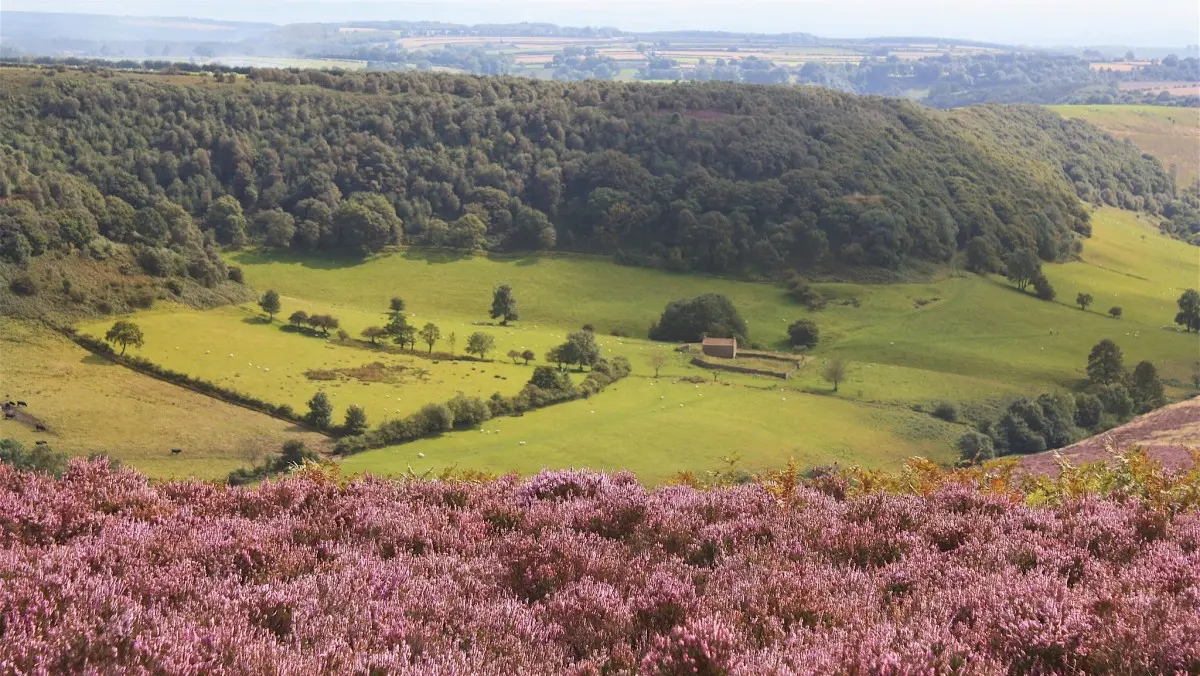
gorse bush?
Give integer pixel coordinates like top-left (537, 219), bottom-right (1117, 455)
top-left (0, 452), bottom-right (1196, 673)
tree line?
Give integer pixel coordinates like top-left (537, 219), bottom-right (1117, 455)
top-left (0, 66), bottom-right (1180, 285)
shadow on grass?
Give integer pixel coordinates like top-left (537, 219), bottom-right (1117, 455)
top-left (241, 316), bottom-right (272, 326)
top-left (81, 354), bottom-right (117, 366)
top-left (227, 249), bottom-right (371, 271)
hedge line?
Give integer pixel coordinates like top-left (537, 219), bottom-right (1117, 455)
top-left (333, 356), bottom-right (632, 456)
top-left (64, 329), bottom-right (326, 434)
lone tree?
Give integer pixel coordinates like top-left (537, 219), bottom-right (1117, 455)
top-left (466, 332), bottom-right (495, 359)
top-left (1076, 292), bottom-right (1093, 311)
top-left (1003, 249), bottom-right (1042, 292)
top-left (822, 358), bottom-right (847, 393)
top-left (491, 284), bottom-right (519, 325)
top-left (1108, 306), bottom-right (1122, 319)
top-left (520, 349), bottom-right (536, 365)
top-left (447, 332), bottom-right (458, 355)
top-left (343, 404), bottom-right (369, 436)
top-left (1176, 289), bottom-right (1200, 332)
top-left (507, 349), bottom-right (522, 364)
top-left (418, 323), bottom-right (442, 353)
top-left (787, 319), bottom-right (820, 349)
top-left (258, 290), bottom-right (281, 321)
top-left (647, 351), bottom-right (668, 378)
top-left (104, 320), bottom-right (144, 355)
top-left (305, 391), bottom-right (333, 430)
top-left (1087, 339), bottom-right (1125, 386)
top-left (361, 326), bottom-right (387, 345)
top-left (288, 310), bottom-right (309, 328)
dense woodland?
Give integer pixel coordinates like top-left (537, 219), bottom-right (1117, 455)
top-left (0, 67), bottom-right (1182, 285)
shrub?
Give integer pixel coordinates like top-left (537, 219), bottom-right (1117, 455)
top-left (931, 402), bottom-right (959, 423)
top-left (1108, 306), bottom-right (1122, 319)
top-left (786, 319), bottom-right (819, 349)
top-left (8, 275), bottom-right (37, 296)
top-left (165, 279), bottom-right (183, 295)
top-left (955, 431), bottom-right (995, 463)
top-left (227, 266), bottom-right (245, 284)
top-left (649, 294), bottom-right (748, 343)
top-left (1033, 274), bottom-right (1056, 301)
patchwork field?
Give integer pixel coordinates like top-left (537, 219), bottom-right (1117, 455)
top-left (49, 208), bottom-right (1198, 482)
top-left (0, 319), bottom-right (328, 480)
top-left (1050, 105), bottom-right (1200, 189)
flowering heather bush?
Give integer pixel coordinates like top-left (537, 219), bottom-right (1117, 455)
top-left (1, 457), bottom-right (1198, 674)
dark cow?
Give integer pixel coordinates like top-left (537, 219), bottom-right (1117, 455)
top-left (171, 448), bottom-right (184, 455)
top-left (34, 424), bottom-right (47, 432)
top-left (35, 440), bottom-right (48, 446)
top-left (3, 412), bottom-right (14, 420)
top-left (16, 401), bottom-right (27, 407)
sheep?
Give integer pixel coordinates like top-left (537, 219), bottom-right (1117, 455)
top-left (518, 441), bottom-right (526, 446)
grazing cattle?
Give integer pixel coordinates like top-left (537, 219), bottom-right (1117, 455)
top-left (3, 412), bottom-right (15, 419)
top-left (34, 424), bottom-right (47, 432)
top-left (35, 440), bottom-right (47, 446)
top-left (171, 448), bottom-right (183, 455)
top-left (16, 401), bottom-right (27, 407)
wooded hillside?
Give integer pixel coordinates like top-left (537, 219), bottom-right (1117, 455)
top-left (0, 67), bottom-right (1176, 279)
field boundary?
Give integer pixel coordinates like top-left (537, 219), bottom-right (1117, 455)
top-left (58, 327), bottom-right (332, 437)
top-left (689, 356), bottom-right (797, 380)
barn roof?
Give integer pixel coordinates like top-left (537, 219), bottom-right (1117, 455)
top-left (702, 337), bottom-right (737, 347)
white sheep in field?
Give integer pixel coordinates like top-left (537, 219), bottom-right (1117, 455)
top-left (519, 441), bottom-right (526, 446)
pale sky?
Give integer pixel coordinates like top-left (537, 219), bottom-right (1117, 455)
top-left (5, 0), bottom-right (1200, 47)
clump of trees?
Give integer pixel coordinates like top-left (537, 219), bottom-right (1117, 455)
top-left (957, 338), bottom-right (1169, 464)
top-left (227, 439), bottom-right (319, 485)
top-left (649, 294), bottom-right (748, 344)
top-left (0, 438), bottom-right (69, 477)
top-left (1003, 249), bottom-right (1056, 301)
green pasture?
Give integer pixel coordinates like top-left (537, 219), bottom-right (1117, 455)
top-left (0, 319), bottom-right (327, 479)
top-left (340, 375), bottom-right (964, 484)
top-left (60, 207), bottom-right (1196, 482)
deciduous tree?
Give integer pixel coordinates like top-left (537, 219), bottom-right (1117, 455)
top-left (1076, 292), bottom-right (1093, 311)
top-left (419, 323), bottom-right (442, 353)
top-left (822, 358), bottom-right (847, 393)
top-left (491, 284), bottom-right (519, 325)
top-left (104, 320), bottom-right (144, 355)
top-left (1087, 339), bottom-right (1125, 386)
top-left (1176, 289), bottom-right (1200, 332)
top-left (305, 391), bottom-right (333, 430)
top-left (466, 332), bottom-right (495, 359)
top-left (258, 289), bottom-right (281, 321)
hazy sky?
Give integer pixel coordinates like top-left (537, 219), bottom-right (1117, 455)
top-left (6, 0), bottom-right (1200, 46)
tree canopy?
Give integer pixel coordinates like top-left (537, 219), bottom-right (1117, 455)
top-left (649, 294), bottom-right (748, 344)
top-left (0, 67), bottom-right (1177, 280)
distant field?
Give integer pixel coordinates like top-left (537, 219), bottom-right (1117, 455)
top-left (0, 319), bottom-right (328, 480)
top-left (1117, 81), bottom-right (1200, 96)
top-left (1051, 105), bottom-right (1200, 189)
top-left (51, 209), bottom-right (1195, 483)
top-left (1088, 62), bottom-right (1152, 72)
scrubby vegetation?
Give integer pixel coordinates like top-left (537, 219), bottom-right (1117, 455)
top-left (0, 451), bottom-right (1196, 673)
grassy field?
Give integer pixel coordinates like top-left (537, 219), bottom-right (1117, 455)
top-left (61, 208), bottom-right (1197, 483)
top-left (0, 319), bottom-right (328, 480)
top-left (1050, 105), bottom-right (1200, 189)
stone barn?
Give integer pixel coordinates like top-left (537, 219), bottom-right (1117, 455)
top-left (701, 337), bottom-right (738, 359)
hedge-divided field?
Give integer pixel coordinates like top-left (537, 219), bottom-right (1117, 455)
top-left (0, 319), bottom-right (328, 479)
top-left (57, 207), bottom-right (1197, 481)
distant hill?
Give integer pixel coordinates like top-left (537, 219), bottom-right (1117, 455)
top-left (0, 67), bottom-right (1175, 280)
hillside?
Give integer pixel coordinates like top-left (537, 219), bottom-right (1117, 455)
top-left (1050, 105), bottom-right (1200, 190)
top-left (0, 66), bottom-right (1175, 280)
top-left (1020, 396), bottom-right (1199, 475)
